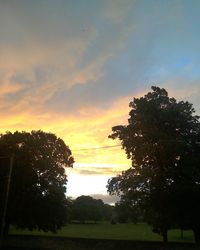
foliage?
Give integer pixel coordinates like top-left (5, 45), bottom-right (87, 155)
top-left (114, 200), bottom-right (141, 223)
top-left (103, 203), bottom-right (114, 221)
top-left (65, 197), bottom-right (74, 223)
top-left (0, 130), bottom-right (74, 233)
top-left (72, 196), bottom-right (105, 223)
top-left (107, 86), bottom-right (200, 243)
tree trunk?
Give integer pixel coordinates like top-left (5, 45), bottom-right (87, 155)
top-left (3, 220), bottom-right (10, 236)
top-left (193, 229), bottom-right (200, 246)
top-left (162, 229), bottom-right (168, 244)
top-left (180, 229), bottom-right (183, 239)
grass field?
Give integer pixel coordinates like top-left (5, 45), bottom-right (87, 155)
top-left (10, 222), bottom-right (195, 243)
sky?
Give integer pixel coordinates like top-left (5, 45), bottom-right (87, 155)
top-left (0, 0), bottom-right (200, 204)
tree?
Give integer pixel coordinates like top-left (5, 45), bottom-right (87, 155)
top-left (107, 86), bottom-right (200, 243)
top-left (72, 196), bottom-right (104, 223)
top-left (65, 197), bottom-right (74, 223)
top-left (102, 204), bottom-right (114, 222)
top-left (114, 200), bottom-right (141, 224)
top-left (171, 130), bottom-right (200, 244)
top-left (0, 130), bottom-right (74, 233)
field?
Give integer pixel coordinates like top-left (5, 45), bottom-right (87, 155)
top-left (10, 222), bottom-right (195, 243)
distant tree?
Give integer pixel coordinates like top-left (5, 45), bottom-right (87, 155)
top-left (65, 197), bottom-right (74, 223)
top-left (72, 196), bottom-right (104, 223)
top-left (0, 131), bottom-right (74, 233)
top-left (115, 200), bottom-right (140, 224)
top-left (107, 86), bottom-right (200, 244)
top-left (103, 204), bottom-right (114, 221)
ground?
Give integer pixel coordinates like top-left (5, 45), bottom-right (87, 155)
top-left (10, 222), bottom-right (194, 243)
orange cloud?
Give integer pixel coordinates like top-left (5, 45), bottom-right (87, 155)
top-left (0, 82), bottom-right (25, 96)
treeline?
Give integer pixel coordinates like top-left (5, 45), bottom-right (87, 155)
top-left (65, 195), bottom-right (143, 224)
top-left (66, 196), bottom-right (112, 223)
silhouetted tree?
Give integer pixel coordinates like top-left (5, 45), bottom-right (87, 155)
top-left (171, 131), bottom-right (200, 244)
top-left (107, 86), bottom-right (200, 244)
top-left (0, 130), bottom-right (74, 233)
top-left (115, 200), bottom-right (140, 224)
top-left (103, 204), bottom-right (114, 221)
top-left (72, 196), bottom-right (104, 223)
top-left (65, 197), bottom-right (74, 223)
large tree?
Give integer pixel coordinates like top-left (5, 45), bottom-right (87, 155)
top-left (107, 86), bottom-right (200, 243)
top-left (72, 196), bottom-right (104, 223)
top-left (0, 130), bottom-right (74, 233)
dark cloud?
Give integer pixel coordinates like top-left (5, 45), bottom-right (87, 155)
top-left (69, 193), bottom-right (120, 205)
top-left (74, 167), bottom-right (122, 176)
top-left (91, 194), bottom-right (120, 205)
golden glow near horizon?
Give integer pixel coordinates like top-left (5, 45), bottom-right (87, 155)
top-left (0, 94), bottom-right (132, 197)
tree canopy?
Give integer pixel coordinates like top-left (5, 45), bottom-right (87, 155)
top-left (72, 196), bottom-right (104, 223)
top-left (107, 86), bottom-right (200, 244)
top-left (0, 130), bottom-right (74, 233)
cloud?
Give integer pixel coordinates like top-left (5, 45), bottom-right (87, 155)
top-left (103, 0), bottom-right (135, 24)
top-left (71, 164), bottom-right (127, 176)
top-left (68, 193), bottom-right (119, 205)
top-left (0, 91), bottom-right (133, 174)
top-left (0, 0), bottom-right (136, 121)
top-left (0, 77), bottom-right (26, 97)
top-left (161, 78), bottom-right (200, 114)
top-left (89, 194), bottom-right (120, 205)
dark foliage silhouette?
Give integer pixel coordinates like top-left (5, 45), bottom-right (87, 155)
top-left (0, 130), bottom-right (74, 233)
top-left (107, 86), bottom-right (200, 244)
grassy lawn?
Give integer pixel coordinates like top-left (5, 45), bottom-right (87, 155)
top-left (10, 222), bottom-right (195, 243)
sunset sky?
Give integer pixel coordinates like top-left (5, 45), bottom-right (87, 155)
top-left (0, 0), bottom-right (200, 203)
